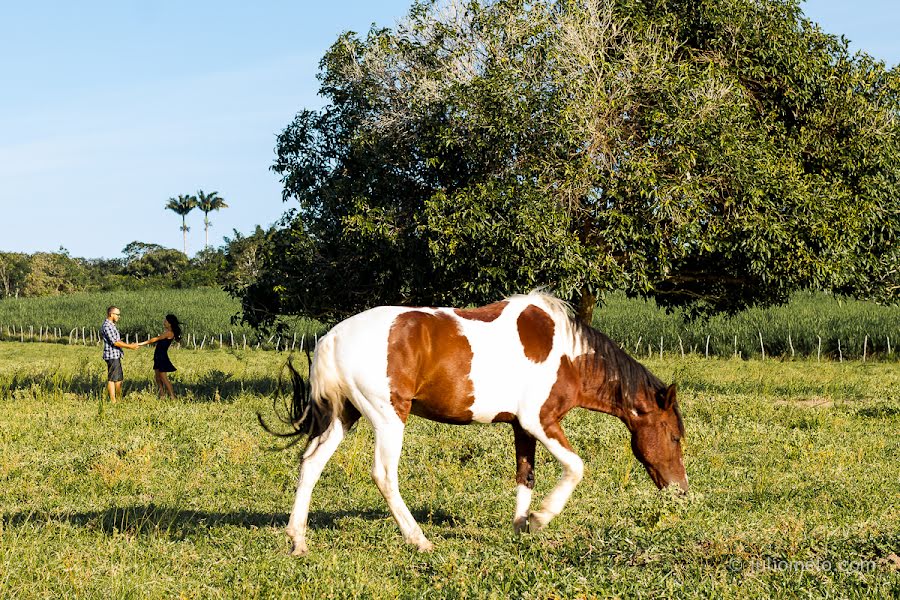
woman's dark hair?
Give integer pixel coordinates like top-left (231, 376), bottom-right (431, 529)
top-left (165, 314), bottom-right (183, 342)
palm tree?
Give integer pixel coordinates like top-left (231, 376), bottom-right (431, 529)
top-left (196, 190), bottom-right (229, 249)
top-left (165, 194), bottom-right (198, 255)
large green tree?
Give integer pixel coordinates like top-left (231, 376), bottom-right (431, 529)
top-left (246, 0), bottom-right (899, 326)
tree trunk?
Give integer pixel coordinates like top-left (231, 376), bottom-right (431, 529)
top-left (576, 289), bottom-right (596, 325)
top-left (182, 217), bottom-right (188, 255)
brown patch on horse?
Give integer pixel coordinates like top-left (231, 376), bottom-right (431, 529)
top-left (454, 301), bottom-right (508, 322)
top-left (386, 311), bottom-right (475, 424)
top-left (517, 305), bottom-right (555, 363)
top-left (491, 412), bottom-right (515, 423)
top-left (538, 356), bottom-right (581, 450)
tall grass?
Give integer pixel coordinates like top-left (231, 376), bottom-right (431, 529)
top-left (0, 288), bottom-right (325, 346)
top-left (595, 290), bottom-right (900, 360)
top-left (1, 288), bottom-right (898, 359)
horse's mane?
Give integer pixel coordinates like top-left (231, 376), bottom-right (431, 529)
top-left (518, 291), bottom-right (681, 431)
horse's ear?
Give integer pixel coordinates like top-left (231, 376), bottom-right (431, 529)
top-left (659, 384), bottom-right (677, 410)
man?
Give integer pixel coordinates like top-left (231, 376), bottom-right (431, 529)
top-left (101, 305), bottom-right (139, 402)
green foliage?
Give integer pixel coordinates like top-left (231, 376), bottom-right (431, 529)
top-left (0, 233), bottom-right (263, 301)
top-left (1, 344), bottom-right (898, 597)
top-left (21, 251), bottom-right (87, 296)
top-left (122, 248), bottom-right (190, 280)
top-left (253, 0), bottom-right (899, 327)
top-left (0, 252), bottom-right (30, 297)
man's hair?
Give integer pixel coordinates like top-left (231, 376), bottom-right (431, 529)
top-left (107, 305), bottom-right (119, 317)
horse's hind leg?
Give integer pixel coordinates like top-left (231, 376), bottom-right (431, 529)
top-left (371, 422), bottom-right (433, 552)
top-left (285, 406), bottom-right (359, 556)
top-left (511, 421), bottom-right (536, 534)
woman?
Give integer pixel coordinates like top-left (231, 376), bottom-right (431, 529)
top-left (139, 314), bottom-right (182, 398)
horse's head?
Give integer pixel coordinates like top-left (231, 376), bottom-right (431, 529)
top-left (625, 383), bottom-right (688, 493)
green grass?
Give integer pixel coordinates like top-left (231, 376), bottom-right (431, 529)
top-left (2, 287), bottom-right (898, 359)
top-left (0, 287), bottom-right (325, 348)
top-left (594, 290), bottom-right (900, 361)
top-left (1, 341), bottom-right (898, 598)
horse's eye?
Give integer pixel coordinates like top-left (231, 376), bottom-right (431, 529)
top-left (672, 436), bottom-right (681, 444)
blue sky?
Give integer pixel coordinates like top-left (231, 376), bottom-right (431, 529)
top-left (1, 1), bottom-right (898, 258)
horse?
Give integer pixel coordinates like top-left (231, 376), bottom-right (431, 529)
top-left (265, 291), bottom-right (687, 555)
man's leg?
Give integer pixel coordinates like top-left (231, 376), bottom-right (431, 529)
top-left (107, 380), bottom-right (117, 403)
top-left (115, 380), bottom-right (123, 400)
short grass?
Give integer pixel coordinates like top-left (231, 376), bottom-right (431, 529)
top-left (0, 342), bottom-right (898, 598)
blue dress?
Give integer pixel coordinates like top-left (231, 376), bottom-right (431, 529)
top-left (153, 337), bottom-right (176, 372)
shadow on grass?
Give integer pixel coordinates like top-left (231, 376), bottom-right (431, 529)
top-left (2, 504), bottom-right (462, 540)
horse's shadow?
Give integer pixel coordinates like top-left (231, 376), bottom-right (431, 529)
top-left (3, 504), bottom-right (462, 540)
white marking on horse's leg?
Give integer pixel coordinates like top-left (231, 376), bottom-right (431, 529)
top-left (371, 423), bottom-right (433, 551)
top-left (528, 438), bottom-right (583, 531)
top-left (513, 484), bottom-right (533, 533)
top-left (285, 420), bottom-right (346, 556)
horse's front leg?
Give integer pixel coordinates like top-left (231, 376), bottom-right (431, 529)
top-left (525, 421), bottom-right (583, 531)
top-left (511, 421), bottom-right (536, 533)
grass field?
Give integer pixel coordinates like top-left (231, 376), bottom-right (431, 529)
top-left (0, 288), bottom-right (325, 347)
top-left (2, 288), bottom-right (898, 359)
top-left (1, 341), bottom-right (898, 598)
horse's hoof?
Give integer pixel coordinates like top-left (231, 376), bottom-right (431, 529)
top-left (415, 538), bottom-right (434, 552)
top-left (290, 541), bottom-right (309, 557)
top-left (513, 517), bottom-right (529, 534)
top-left (527, 510), bottom-right (550, 531)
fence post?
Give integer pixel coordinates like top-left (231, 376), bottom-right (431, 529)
top-left (838, 339), bottom-right (843, 362)
top-left (863, 335), bottom-right (868, 362)
top-left (705, 335), bottom-right (710, 359)
top-left (788, 333), bottom-right (795, 358)
top-left (758, 331), bottom-right (765, 361)
top-left (659, 336), bottom-right (663, 360)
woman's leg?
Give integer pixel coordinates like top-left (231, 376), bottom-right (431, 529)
top-left (153, 370), bottom-right (164, 397)
top-left (159, 372), bottom-right (175, 398)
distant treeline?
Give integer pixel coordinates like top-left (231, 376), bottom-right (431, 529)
top-left (0, 227), bottom-right (270, 299)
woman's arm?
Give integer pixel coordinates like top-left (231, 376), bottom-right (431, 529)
top-left (138, 331), bottom-right (175, 346)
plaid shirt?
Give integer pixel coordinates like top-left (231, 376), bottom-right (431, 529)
top-left (101, 319), bottom-right (123, 360)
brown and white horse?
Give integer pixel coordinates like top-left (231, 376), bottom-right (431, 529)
top-left (269, 291), bottom-right (687, 555)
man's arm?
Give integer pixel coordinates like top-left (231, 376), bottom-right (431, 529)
top-left (113, 340), bottom-right (140, 350)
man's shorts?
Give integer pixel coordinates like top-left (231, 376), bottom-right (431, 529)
top-left (105, 358), bottom-right (124, 382)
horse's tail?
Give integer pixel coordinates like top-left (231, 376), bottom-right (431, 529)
top-left (258, 337), bottom-right (344, 450)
